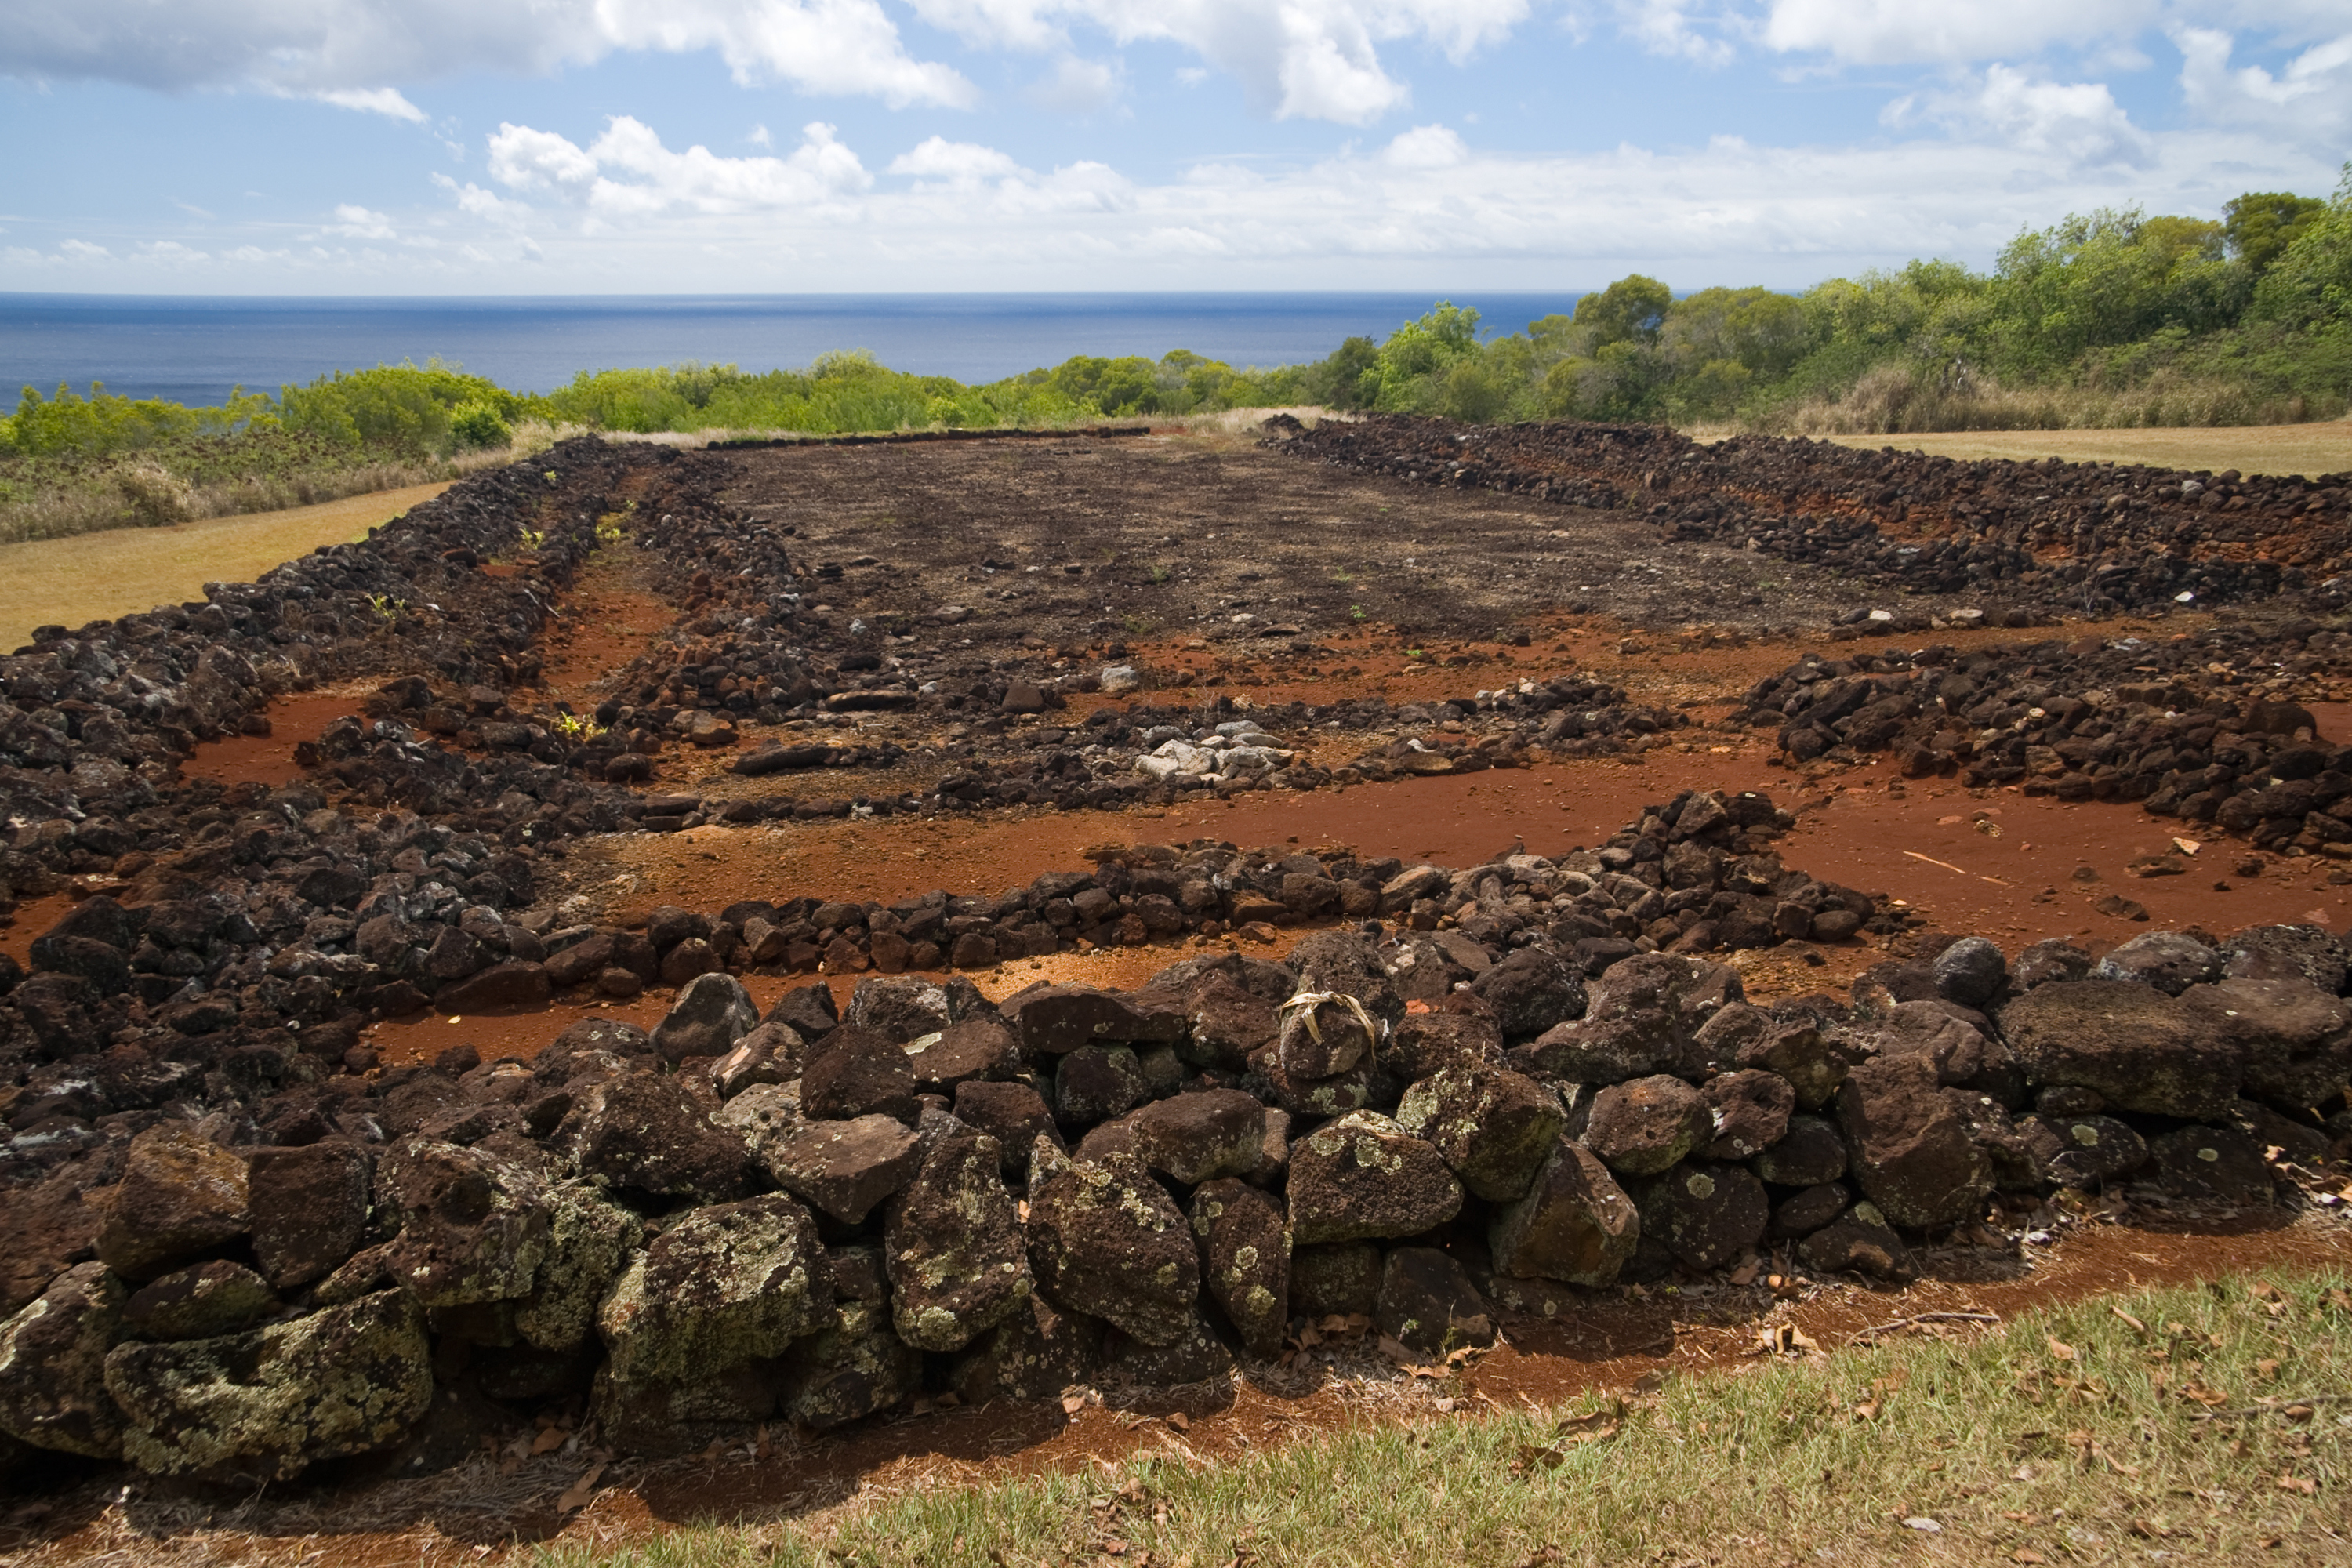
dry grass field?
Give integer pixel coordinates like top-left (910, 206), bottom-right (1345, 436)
top-left (1816, 422), bottom-right (2352, 480)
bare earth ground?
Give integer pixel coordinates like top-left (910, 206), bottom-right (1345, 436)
top-left (9, 424), bottom-right (2352, 1563)
top-left (0, 480), bottom-right (451, 652)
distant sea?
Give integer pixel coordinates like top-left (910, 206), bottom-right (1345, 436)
top-left (0, 292), bottom-right (1590, 407)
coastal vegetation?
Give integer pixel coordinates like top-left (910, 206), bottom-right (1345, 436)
top-left (5, 170), bottom-right (2345, 543)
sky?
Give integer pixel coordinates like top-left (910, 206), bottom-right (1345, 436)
top-left (2, 0), bottom-right (2349, 296)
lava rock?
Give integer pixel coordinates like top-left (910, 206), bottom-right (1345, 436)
top-left (122, 1261), bottom-right (276, 1342)
top-left (1054, 1044), bottom-right (1148, 1125)
top-left (562, 1072), bottom-right (760, 1202)
top-left (1930, 936), bottom-right (2009, 1008)
top-left (1486, 1138), bottom-right (1639, 1286)
top-left (1375, 1247), bottom-right (1494, 1357)
top-left (1702, 1069), bottom-right (1795, 1160)
top-left (598, 1194), bottom-right (830, 1385)
top-left (1751, 1112), bottom-right (1848, 1186)
top-left (1835, 1055), bottom-right (1992, 1229)
top-left (884, 1127), bottom-right (1033, 1352)
top-left (802, 1026), bottom-right (922, 1126)
top-left (0, 1261), bottom-right (128, 1457)
top-left (1189, 1178), bottom-right (1288, 1359)
top-left (247, 1138), bottom-right (373, 1290)
top-left (2017, 1114), bottom-right (2150, 1188)
top-left (1287, 1111), bottom-right (1463, 1246)
top-left (1797, 1206), bottom-right (1914, 1279)
top-left (2091, 931), bottom-right (2224, 995)
top-left (2149, 1124), bottom-right (2274, 1205)
top-left (1468, 946), bottom-right (1587, 1040)
top-left (652, 973), bottom-right (761, 1063)
top-left (1114, 1088), bottom-right (1267, 1185)
top-left (1393, 1065), bottom-right (1566, 1202)
top-left (1025, 1151), bottom-right (1200, 1347)
top-left (949, 1294), bottom-right (1103, 1405)
top-left (1999, 980), bottom-right (2241, 1119)
top-left (1628, 1161), bottom-right (1769, 1272)
top-left (1584, 1075), bottom-right (1711, 1177)
top-left (96, 1124), bottom-right (251, 1282)
top-left (766, 1115), bottom-right (924, 1225)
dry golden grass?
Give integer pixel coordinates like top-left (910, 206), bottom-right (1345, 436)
top-left (0, 478), bottom-right (450, 651)
top-left (1817, 423), bottom-right (2352, 481)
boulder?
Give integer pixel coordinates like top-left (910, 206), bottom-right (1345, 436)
top-left (2014, 938), bottom-right (2093, 989)
top-left (590, 1361), bottom-right (775, 1460)
top-left (1393, 1065), bottom-right (1566, 1201)
top-left (1289, 1242), bottom-right (1381, 1317)
top-left (766, 1115), bottom-right (924, 1225)
top-left (1287, 930), bottom-right (1405, 1029)
top-left (123, 1261), bottom-right (276, 1342)
top-left (801, 1026), bottom-right (920, 1125)
top-left (0, 1261), bottom-right (128, 1457)
top-left (1930, 937), bottom-right (2008, 1008)
top-left (1054, 1044), bottom-right (1148, 1125)
top-left (432, 960), bottom-right (550, 1013)
top-left (1026, 1152), bottom-right (1200, 1346)
top-left (103, 1290), bottom-right (432, 1482)
top-left (376, 1138), bottom-right (551, 1308)
top-left (1514, 953), bottom-right (1741, 1083)
top-left (0, 1169), bottom-right (103, 1317)
top-left (598, 1194), bottom-right (830, 1385)
top-left (949, 1294), bottom-right (1103, 1405)
top-left (1099, 1312), bottom-right (1236, 1388)
top-left (1835, 1055), bottom-right (1992, 1229)
top-left (247, 1139), bottom-right (372, 1290)
top-left (1751, 1113), bottom-right (1847, 1187)
top-left (1998, 980), bottom-right (2241, 1119)
top-left (1000, 984), bottom-right (1163, 1055)
top-left (1487, 1139), bottom-right (1639, 1286)
top-left (1375, 1247), bottom-right (1494, 1358)
top-left (1173, 976), bottom-right (1280, 1069)
top-left (1380, 1010), bottom-right (1505, 1081)
top-left (1276, 993), bottom-right (1375, 1080)
top-left (509, 1182), bottom-right (642, 1355)
top-left (884, 1127), bottom-right (1032, 1352)
top-left (2017, 1114), bottom-right (2149, 1189)
top-left (2220, 924), bottom-right (2349, 995)
top-left (953, 1080), bottom-right (1063, 1179)
top-left (1468, 946), bottom-right (1586, 1039)
top-left (904, 1017), bottom-right (1022, 1094)
top-left (777, 1255), bottom-right (921, 1430)
top-left (651, 973), bottom-right (761, 1063)
top-left (1584, 1075), bottom-right (1710, 1177)
top-left (96, 1124), bottom-right (250, 1282)
top-left (846, 976), bottom-right (981, 1043)
top-left (1726, 1010), bottom-right (1864, 1109)
top-left (1287, 1112), bottom-right (1463, 1246)
top-left (768, 982), bottom-right (840, 1040)
top-left (2149, 1124), bottom-right (2273, 1205)
top-left (1702, 1069), bottom-right (1795, 1160)
top-left (1797, 1206), bottom-right (1913, 1279)
top-left (1768, 1181), bottom-right (1851, 1239)
top-left (2091, 931), bottom-right (2223, 994)
top-left (1189, 1178), bottom-right (1289, 1359)
top-left (1115, 1089), bottom-right (1267, 1185)
top-left (562, 1073), bottom-right (759, 1202)
top-left (1628, 1161), bottom-right (1769, 1272)
top-left (2176, 978), bottom-right (2352, 1110)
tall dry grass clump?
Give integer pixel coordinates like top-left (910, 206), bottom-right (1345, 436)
top-left (1769, 361), bottom-right (2343, 436)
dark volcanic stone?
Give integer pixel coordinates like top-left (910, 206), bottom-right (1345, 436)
top-left (1392, 1065), bottom-right (1566, 1201)
top-left (1026, 1152), bottom-right (1200, 1347)
top-left (1189, 1178), bottom-right (1289, 1358)
top-left (248, 1138), bottom-right (372, 1290)
top-left (766, 1115), bottom-right (924, 1225)
top-left (562, 1073), bottom-right (759, 1202)
top-left (802, 1026), bottom-right (920, 1125)
top-left (1286, 1111), bottom-right (1462, 1246)
top-left (884, 1127), bottom-right (1033, 1352)
top-left (1375, 1247), bottom-right (1494, 1357)
top-left (1487, 1138), bottom-right (1639, 1286)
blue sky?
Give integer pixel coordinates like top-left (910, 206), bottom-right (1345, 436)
top-left (3, 1), bottom-right (2348, 294)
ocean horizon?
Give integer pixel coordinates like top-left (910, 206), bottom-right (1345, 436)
top-left (1, 291), bottom-right (1592, 408)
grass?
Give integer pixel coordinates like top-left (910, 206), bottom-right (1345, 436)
top-left (535, 1271), bottom-right (2351, 1568)
top-left (1809, 423), bottom-right (2352, 481)
top-left (0, 478), bottom-right (451, 649)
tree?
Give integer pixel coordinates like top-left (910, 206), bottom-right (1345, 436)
top-left (1572, 275), bottom-right (1672, 347)
top-left (2226, 191), bottom-right (2328, 274)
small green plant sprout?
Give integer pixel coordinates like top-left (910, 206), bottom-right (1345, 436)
top-left (1148, 563), bottom-right (1172, 583)
top-left (517, 524), bottom-right (546, 553)
top-left (1121, 612), bottom-right (1157, 636)
top-left (596, 514), bottom-right (625, 545)
top-left (365, 593), bottom-right (407, 623)
top-left (1406, 647), bottom-right (1425, 659)
top-left (1331, 568), bottom-right (1356, 586)
top-left (543, 470), bottom-right (560, 484)
top-left (550, 711), bottom-right (603, 740)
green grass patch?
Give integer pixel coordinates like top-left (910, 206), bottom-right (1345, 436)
top-left (535, 1271), bottom-right (2351, 1567)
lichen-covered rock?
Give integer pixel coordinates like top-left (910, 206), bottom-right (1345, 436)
top-left (510, 1182), bottom-right (641, 1354)
top-left (884, 1127), bottom-right (1031, 1352)
top-left (1835, 1055), bottom-right (1992, 1229)
top-left (1584, 1075), bottom-right (1710, 1178)
top-left (767, 1115), bottom-right (924, 1225)
top-left (1467, 946), bottom-right (1586, 1040)
top-left (0, 1170), bottom-right (103, 1319)
top-left (2092, 931), bottom-right (2223, 994)
top-left (1798, 1204), bottom-right (1913, 1279)
top-left (1189, 1178), bottom-right (1288, 1359)
top-left (777, 1257), bottom-right (921, 1431)
top-left (96, 1124), bottom-right (250, 1281)
top-left (1514, 954), bottom-right (1740, 1083)
top-left (1751, 1112), bottom-right (1847, 1186)
top-left (651, 972), bottom-right (761, 1063)
top-left (247, 1138), bottom-right (372, 1291)
top-left (1375, 1247), bottom-right (1494, 1357)
top-left (1026, 1151), bottom-right (1200, 1346)
top-left (1487, 1138), bottom-right (1639, 1286)
top-left (1628, 1161), bottom-right (1769, 1272)
top-left (1723, 1010), bottom-right (1866, 1109)
top-left (1702, 1069), bottom-right (1795, 1160)
top-left (103, 1290), bottom-right (431, 1482)
top-left (1289, 1242), bottom-right (1381, 1317)
top-left (0, 1261), bottom-right (127, 1457)
top-left (2150, 1124), bottom-right (2274, 1204)
top-left (562, 1072), bottom-right (760, 1202)
top-left (1287, 1111), bottom-right (1462, 1246)
top-left (904, 1016), bottom-right (1022, 1094)
top-left (953, 1080), bottom-right (1063, 1179)
top-left (1114, 1088), bottom-right (1266, 1185)
top-left (1054, 1044), bottom-right (1148, 1125)
top-left (801, 1026), bottom-right (921, 1124)
top-left (949, 1294), bottom-right (1102, 1405)
top-left (2001, 981), bottom-right (2242, 1120)
top-left (1379, 1008), bottom-right (1505, 1081)
top-left (376, 1138), bottom-right (552, 1308)
top-left (590, 1361), bottom-right (775, 1460)
top-left (1393, 1065), bottom-right (1566, 1201)
top-left (2018, 1114), bottom-right (2150, 1189)
top-left (123, 1261), bottom-right (276, 1342)
top-left (597, 1194), bottom-right (829, 1385)
top-left (2177, 978), bottom-right (2352, 1111)
top-left (1100, 1312), bottom-right (1235, 1388)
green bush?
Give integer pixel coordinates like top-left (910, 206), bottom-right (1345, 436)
top-left (448, 400), bottom-right (514, 450)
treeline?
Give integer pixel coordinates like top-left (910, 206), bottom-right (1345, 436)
top-left (1321, 170), bottom-right (2352, 434)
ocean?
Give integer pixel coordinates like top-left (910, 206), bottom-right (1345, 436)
top-left (0, 292), bottom-right (1589, 408)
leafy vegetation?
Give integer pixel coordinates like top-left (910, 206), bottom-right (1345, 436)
top-left (532, 1270), bottom-right (2351, 1568)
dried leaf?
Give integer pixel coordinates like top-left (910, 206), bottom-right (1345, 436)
top-left (1063, 1394), bottom-right (1088, 1417)
top-left (2179, 1381), bottom-right (2230, 1407)
top-left (1166, 1412), bottom-right (1190, 1432)
top-left (2011, 1549), bottom-right (2045, 1563)
top-left (556, 1458), bottom-right (608, 1515)
top-left (2045, 1337), bottom-right (2078, 1363)
top-left (2275, 1474), bottom-right (2318, 1496)
top-left (531, 1425), bottom-right (570, 1457)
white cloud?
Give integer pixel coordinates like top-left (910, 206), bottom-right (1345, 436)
top-left (432, 172), bottom-right (521, 218)
top-left (888, 136), bottom-right (1024, 180)
top-left (1760, 0), bottom-right (2157, 65)
top-left (1383, 123), bottom-right (1468, 168)
top-left (0, 0), bottom-right (975, 110)
top-left (749, 123), bottom-right (773, 147)
top-left (139, 240), bottom-right (212, 263)
top-left (1603, 1), bottom-right (1735, 66)
top-left (2174, 25), bottom-right (2352, 152)
top-left (1885, 64), bottom-right (2154, 169)
top-left (309, 85), bottom-right (427, 121)
top-left (325, 203), bottom-right (397, 238)
top-left (484, 118), bottom-right (872, 219)
top-left (1025, 53), bottom-right (1123, 112)
top-left (58, 239), bottom-right (111, 260)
